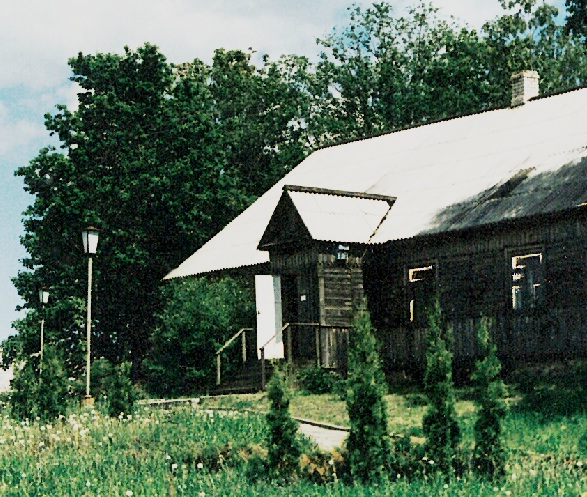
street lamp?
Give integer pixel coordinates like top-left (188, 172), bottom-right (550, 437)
top-left (38, 287), bottom-right (49, 363)
top-left (82, 226), bottom-right (99, 404)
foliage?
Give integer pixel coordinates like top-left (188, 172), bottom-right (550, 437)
top-left (346, 307), bottom-right (391, 483)
top-left (297, 367), bottom-right (343, 395)
top-left (472, 317), bottom-right (508, 479)
top-left (0, 367), bottom-right (587, 495)
top-left (144, 276), bottom-right (255, 396)
top-left (9, 346), bottom-right (69, 422)
top-left (265, 368), bottom-right (301, 481)
top-left (565, 0), bottom-right (587, 38)
top-left (422, 300), bottom-right (461, 474)
top-left (313, 0), bottom-right (587, 148)
top-left (8, 44), bottom-right (313, 380)
top-left (8, 358), bottom-right (38, 422)
top-left (106, 362), bottom-right (135, 418)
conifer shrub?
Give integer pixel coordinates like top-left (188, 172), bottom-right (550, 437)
top-left (265, 367), bottom-right (301, 481)
top-left (9, 358), bottom-right (38, 421)
top-left (346, 306), bottom-right (392, 483)
top-left (472, 317), bottom-right (508, 479)
top-left (107, 361), bottom-right (135, 417)
top-left (422, 299), bottom-right (461, 474)
top-left (10, 346), bottom-right (69, 422)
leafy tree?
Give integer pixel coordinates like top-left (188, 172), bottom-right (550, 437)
top-left (265, 368), bottom-right (301, 481)
top-left (482, 0), bottom-right (587, 102)
top-left (144, 276), bottom-right (255, 396)
top-left (346, 306), bottom-right (391, 483)
top-left (472, 317), bottom-right (508, 479)
top-left (565, 0), bottom-right (587, 38)
top-left (9, 44), bottom-right (313, 383)
top-left (314, 0), bottom-right (587, 146)
top-left (422, 300), bottom-right (461, 474)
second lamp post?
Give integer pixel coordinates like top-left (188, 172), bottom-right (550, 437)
top-left (38, 287), bottom-right (49, 363)
top-left (82, 226), bottom-right (99, 404)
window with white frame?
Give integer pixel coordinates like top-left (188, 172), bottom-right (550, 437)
top-left (511, 253), bottom-right (544, 310)
top-left (408, 265), bottom-right (436, 325)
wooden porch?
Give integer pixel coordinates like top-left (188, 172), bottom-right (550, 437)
top-left (214, 323), bottom-right (349, 394)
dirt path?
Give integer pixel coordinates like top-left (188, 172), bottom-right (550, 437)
top-left (298, 422), bottom-right (348, 451)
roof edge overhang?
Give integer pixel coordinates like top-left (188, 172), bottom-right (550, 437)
top-left (374, 203), bottom-right (587, 249)
top-left (163, 261), bottom-right (270, 281)
top-left (283, 184), bottom-right (396, 205)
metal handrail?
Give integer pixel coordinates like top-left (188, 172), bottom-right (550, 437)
top-left (215, 327), bottom-right (253, 386)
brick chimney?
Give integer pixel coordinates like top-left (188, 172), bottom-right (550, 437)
top-left (511, 70), bottom-right (540, 107)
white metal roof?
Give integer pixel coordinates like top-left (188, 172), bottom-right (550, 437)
top-left (165, 88), bottom-right (587, 279)
top-left (286, 190), bottom-right (393, 244)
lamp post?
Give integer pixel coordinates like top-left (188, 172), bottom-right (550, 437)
top-left (82, 226), bottom-right (99, 404)
top-left (38, 288), bottom-right (49, 364)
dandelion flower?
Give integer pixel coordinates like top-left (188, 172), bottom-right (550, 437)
top-left (197, 462), bottom-right (204, 469)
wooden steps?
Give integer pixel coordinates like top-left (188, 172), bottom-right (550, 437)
top-left (211, 360), bottom-right (276, 395)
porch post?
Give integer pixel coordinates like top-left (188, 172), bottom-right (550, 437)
top-left (216, 354), bottom-right (221, 386)
top-left (261, 347), bottom-right (266, 390)
top-left (242, 329), bottom-right (247, 363)
top-left (286, 325), bottom-right (292, 364)
top-left (315, 325), bottom-right (321, 367)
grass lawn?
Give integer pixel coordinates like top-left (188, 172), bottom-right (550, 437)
top-left (1, 360), bottom-right (587, 495)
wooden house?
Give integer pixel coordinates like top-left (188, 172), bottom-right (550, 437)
top-left (166, 72), bottom-right (587, 383)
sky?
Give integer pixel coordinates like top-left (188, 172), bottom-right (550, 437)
top-left (0, 0), bottom-right (567, 342)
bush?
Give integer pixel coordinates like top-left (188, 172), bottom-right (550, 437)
top-left (266, 368), bottom-right (301, 481)
top-left (472, 317), bottom-right (507, 479)
top-left (10, 346), bottom-right (69, 422)
top-left (9, 358), bottom-right (38, 421)
top-left (297, 367), bottom-right (342, 394)
top-left (346, 306), bottom-right (392, 483)
top-left (422, 300), bottom-right (461, 474)
top-left (107, 361), bottom-right (135, 417)
top-left (145, 276), bottom-right (254, 396)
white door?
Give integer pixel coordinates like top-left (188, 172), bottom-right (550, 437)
top-left (255, 275), bottom-right (284, 359)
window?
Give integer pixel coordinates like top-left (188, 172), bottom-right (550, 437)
top-left (408, 265), bottom-right (436, 324)
top-left (511, 253), bottom-right (543, 310)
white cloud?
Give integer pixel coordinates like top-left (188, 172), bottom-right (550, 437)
top-left (0, 101), bottom-right (46, 156)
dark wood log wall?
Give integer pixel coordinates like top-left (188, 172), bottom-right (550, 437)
top-left (365, 211), bottom-right (587, 371)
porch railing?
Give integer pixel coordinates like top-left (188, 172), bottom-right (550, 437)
top-left (259, 323), bottom-right (349, 390)
top-left (215, 328), bottom-right (253, 386)
top-left (215, 323), bottom-right (350, 390)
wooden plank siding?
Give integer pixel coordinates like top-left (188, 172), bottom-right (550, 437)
top-left (268, 243), bottom-right (364, 372)
top-left (365, 211), bottom-right (587, 371)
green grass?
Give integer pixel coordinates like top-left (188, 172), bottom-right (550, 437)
top-left (2, 361), bottom-right (587, 495)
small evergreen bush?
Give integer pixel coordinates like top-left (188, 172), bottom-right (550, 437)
top-left (346, 306), bottom-right (392, 483)
top-left (297, 367), bottom-right (341, 394)
top-left (10, 346), bottom-right (69, 422)
top-left (9, 358), bottom-right (38, 421)
top-left (422, 299), bottom-right (461, 474)
top-left (472, 317), bottom-right (508, 479)
top-left (107, 361), bottom-right (135, 417)
top-left (266, 368), bottom-right (301, 481)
